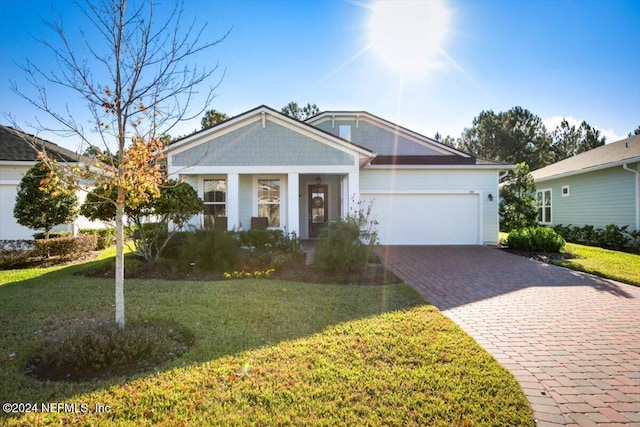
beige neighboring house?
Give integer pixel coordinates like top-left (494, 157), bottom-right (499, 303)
top-left (0, 125), bottom-right (105, 241)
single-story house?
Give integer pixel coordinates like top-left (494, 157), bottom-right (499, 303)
top-left (166, 105), bottom-right (512, 245)
top-left (531, 134), bottom-right (640, 231)
top-left (0, 125), bottom-right (103, 241)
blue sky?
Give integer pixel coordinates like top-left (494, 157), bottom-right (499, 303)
top-left (0, 0), bottom-right (639, 151)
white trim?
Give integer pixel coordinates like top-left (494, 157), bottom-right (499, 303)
top-left (533, 157), bottom-right (640, 182)
top-left (622, 163), bottom-right (640, 231)
top-left (0, 180), bottom-right (21, 185)
top-left (198, 174), bottom-right (227, 228)
top-left (359, 190), bottom-right (483, 245)
top-left (253, 174), bottom-right (287, 229)
top-left (348, 172), bottom-right (359, 212)
top-left (361, 189), bottom-right (483, 196)
top-left (287, 173), bottom-right (300, 235)
top-left (169, 165), bottom-right (359, 175)
top-left (536, 188), bottom-right (553, 225)
top-left (364, 164), bottom-right (515, 171)
top-left (561, 185), bottom-right (570, 197)
top-left (227, 174), bottom-right (239, 230)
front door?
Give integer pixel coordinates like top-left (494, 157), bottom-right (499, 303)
top-left (309, 184), bottom-right (328, 238)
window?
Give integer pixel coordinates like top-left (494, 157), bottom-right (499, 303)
top-left (203, 179), bottom-right (226, 224)
top-left (562, 185), bottom-right (570, 197)
top-left (537, 189), bottom-right (552, 224)
top-left (258, 178), bottom-right (280, 227)
top-left (339, 125), bottom-right (351, 141)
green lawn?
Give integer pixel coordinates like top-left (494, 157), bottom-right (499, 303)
top-left (1, 256), bottom-right (533, 426)
top-left (553, 243), bottom-right (640, 286)
top-left (500, 232), bottom-right (640, 287)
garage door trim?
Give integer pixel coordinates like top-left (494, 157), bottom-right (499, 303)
top-left (360, 190), bottom-right (484, 245)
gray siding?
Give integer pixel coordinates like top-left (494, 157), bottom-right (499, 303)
top-left (541, 165), bottom-right (638, 229)
top-left (314, 119), bottom-right (445, 156)
top-left (173, 121), bottom-right (354, 167)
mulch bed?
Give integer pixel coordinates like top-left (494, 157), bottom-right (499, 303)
top-left (498, 245), bottom-right (575, 263)
top-left (273, 263), bottom-right (401, 285)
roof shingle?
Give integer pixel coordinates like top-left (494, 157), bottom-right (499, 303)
top-left (0, 125), bottom-right (79, 162)
top-left (531, 134), bottom-right (640, 181)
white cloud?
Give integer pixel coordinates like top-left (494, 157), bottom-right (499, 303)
top-left (542, 116), bottom-right (625, 143)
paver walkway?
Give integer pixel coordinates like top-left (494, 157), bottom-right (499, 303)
top-left (378, 245), bottom-right (640, 426)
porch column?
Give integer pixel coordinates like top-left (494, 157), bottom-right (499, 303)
top-left (287, 173), bottom-right (300, 236)
top-left (348, 171), bottom-right (359, 214)
top-left (227, 173), bottom-right (239, 231)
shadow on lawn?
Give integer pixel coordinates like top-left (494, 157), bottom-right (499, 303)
top-left (0, 257), bottom-right (425, 411)
top-left (377, 245), bottom-right (636, 311)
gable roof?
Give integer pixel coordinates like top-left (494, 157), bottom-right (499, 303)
top-left (167, 105), bottom-right (376, 161)
top-left (306, 110), bottom-right (470, 157)
top-left (0, 125), bottom-right (80, 163)
top-left (532, 134), bottom-right (640, 181)
top-left (306, 110), bottom-right (511, 168)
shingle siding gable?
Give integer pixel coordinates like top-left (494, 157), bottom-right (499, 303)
top-left (313, 118), bottom-right (445, 156)
top-left (171, 120), bottom-right (355, 167)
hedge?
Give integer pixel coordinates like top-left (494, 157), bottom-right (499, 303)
top-left (33, 235), bottom-right (98, 259)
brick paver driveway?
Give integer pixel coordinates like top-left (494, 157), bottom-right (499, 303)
top-left (378, 245), bottom-right (640, 426)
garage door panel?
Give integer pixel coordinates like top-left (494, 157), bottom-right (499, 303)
top-left (361, 193), bottom-right (480, 245)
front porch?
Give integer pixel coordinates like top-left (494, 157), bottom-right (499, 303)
top-left (180, 172), bottom-right (360, 240)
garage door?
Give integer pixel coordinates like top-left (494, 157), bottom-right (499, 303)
top-left (360, 192), bottom-right (480, 245)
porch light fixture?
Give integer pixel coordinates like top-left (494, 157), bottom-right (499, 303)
top-left (488, 193), bottom-right (494, 202)
top-left (316, 176), bottom-right (322, 185)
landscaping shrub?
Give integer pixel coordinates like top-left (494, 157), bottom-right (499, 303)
top-left (601, 224), bottom-right (630, 249)
top-left (32, 235), bottom-right (97, 259)
top-left (128, 222), bottom-right (170, 261)
top-left (160, 231), bottom-right (190, 260)
top-left (234, 229), bottom-right (302, 254)
top-left (627, 229), bottom-right (640, 254)
top-left (314, 201), bottom-right (379, 273)
top-left (506, 226), bottom-right (565, 252)
top-left (80, 228), bottom-right (116, 250)
top-left (26, 319), bottom-right (194, 381)
top-left (0, 240), bottom-right (35, 269)
top-left (179, 229), bottom-right (241, 272)
top-left (33, 231), bottom-right (71, 240)
top-left (552, 223), bottom-right (639, 254)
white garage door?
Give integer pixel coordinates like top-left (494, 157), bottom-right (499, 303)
top-left (361, 193), bottom-right (481, 245)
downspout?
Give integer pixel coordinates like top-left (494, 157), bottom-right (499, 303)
top-left (623, 163), bottom-right (640, 231)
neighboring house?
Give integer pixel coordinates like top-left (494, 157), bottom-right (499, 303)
top-left (0, 125), bottom-right (104, 240)
top-left (531, 134), bottom-right (640, 231)
top-left (166, 105), bottom-right (512, 245)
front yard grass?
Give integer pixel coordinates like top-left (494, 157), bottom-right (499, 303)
top-left (552, 242), bottom-right (640, 286)
top-left (1, 256), bottom-right (533, 426)
top-left (500, 232), bottom-right (640, 287)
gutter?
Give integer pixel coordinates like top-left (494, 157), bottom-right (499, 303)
top-left (623, 163), bottom-right (640, 231)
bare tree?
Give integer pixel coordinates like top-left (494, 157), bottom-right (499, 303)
top-left (10, 0), bottom-right (228, 328)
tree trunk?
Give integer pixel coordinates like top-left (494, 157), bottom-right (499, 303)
top-left (115, 197), bottom-right (125, 328)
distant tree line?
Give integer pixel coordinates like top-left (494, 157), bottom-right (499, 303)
top-left (432, 106), bottom-right (635, 171)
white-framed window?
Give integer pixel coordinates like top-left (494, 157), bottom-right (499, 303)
top-left (562, 185), bottom-right (570, 197)
top-left (339, 125), bottom-right (351, 141)
top-left (257, 178), bottom-right (281, 227)
top-left (537, 188), bottom-right (552, 224)
top-left (203, 178), bottom-right (226, 224)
